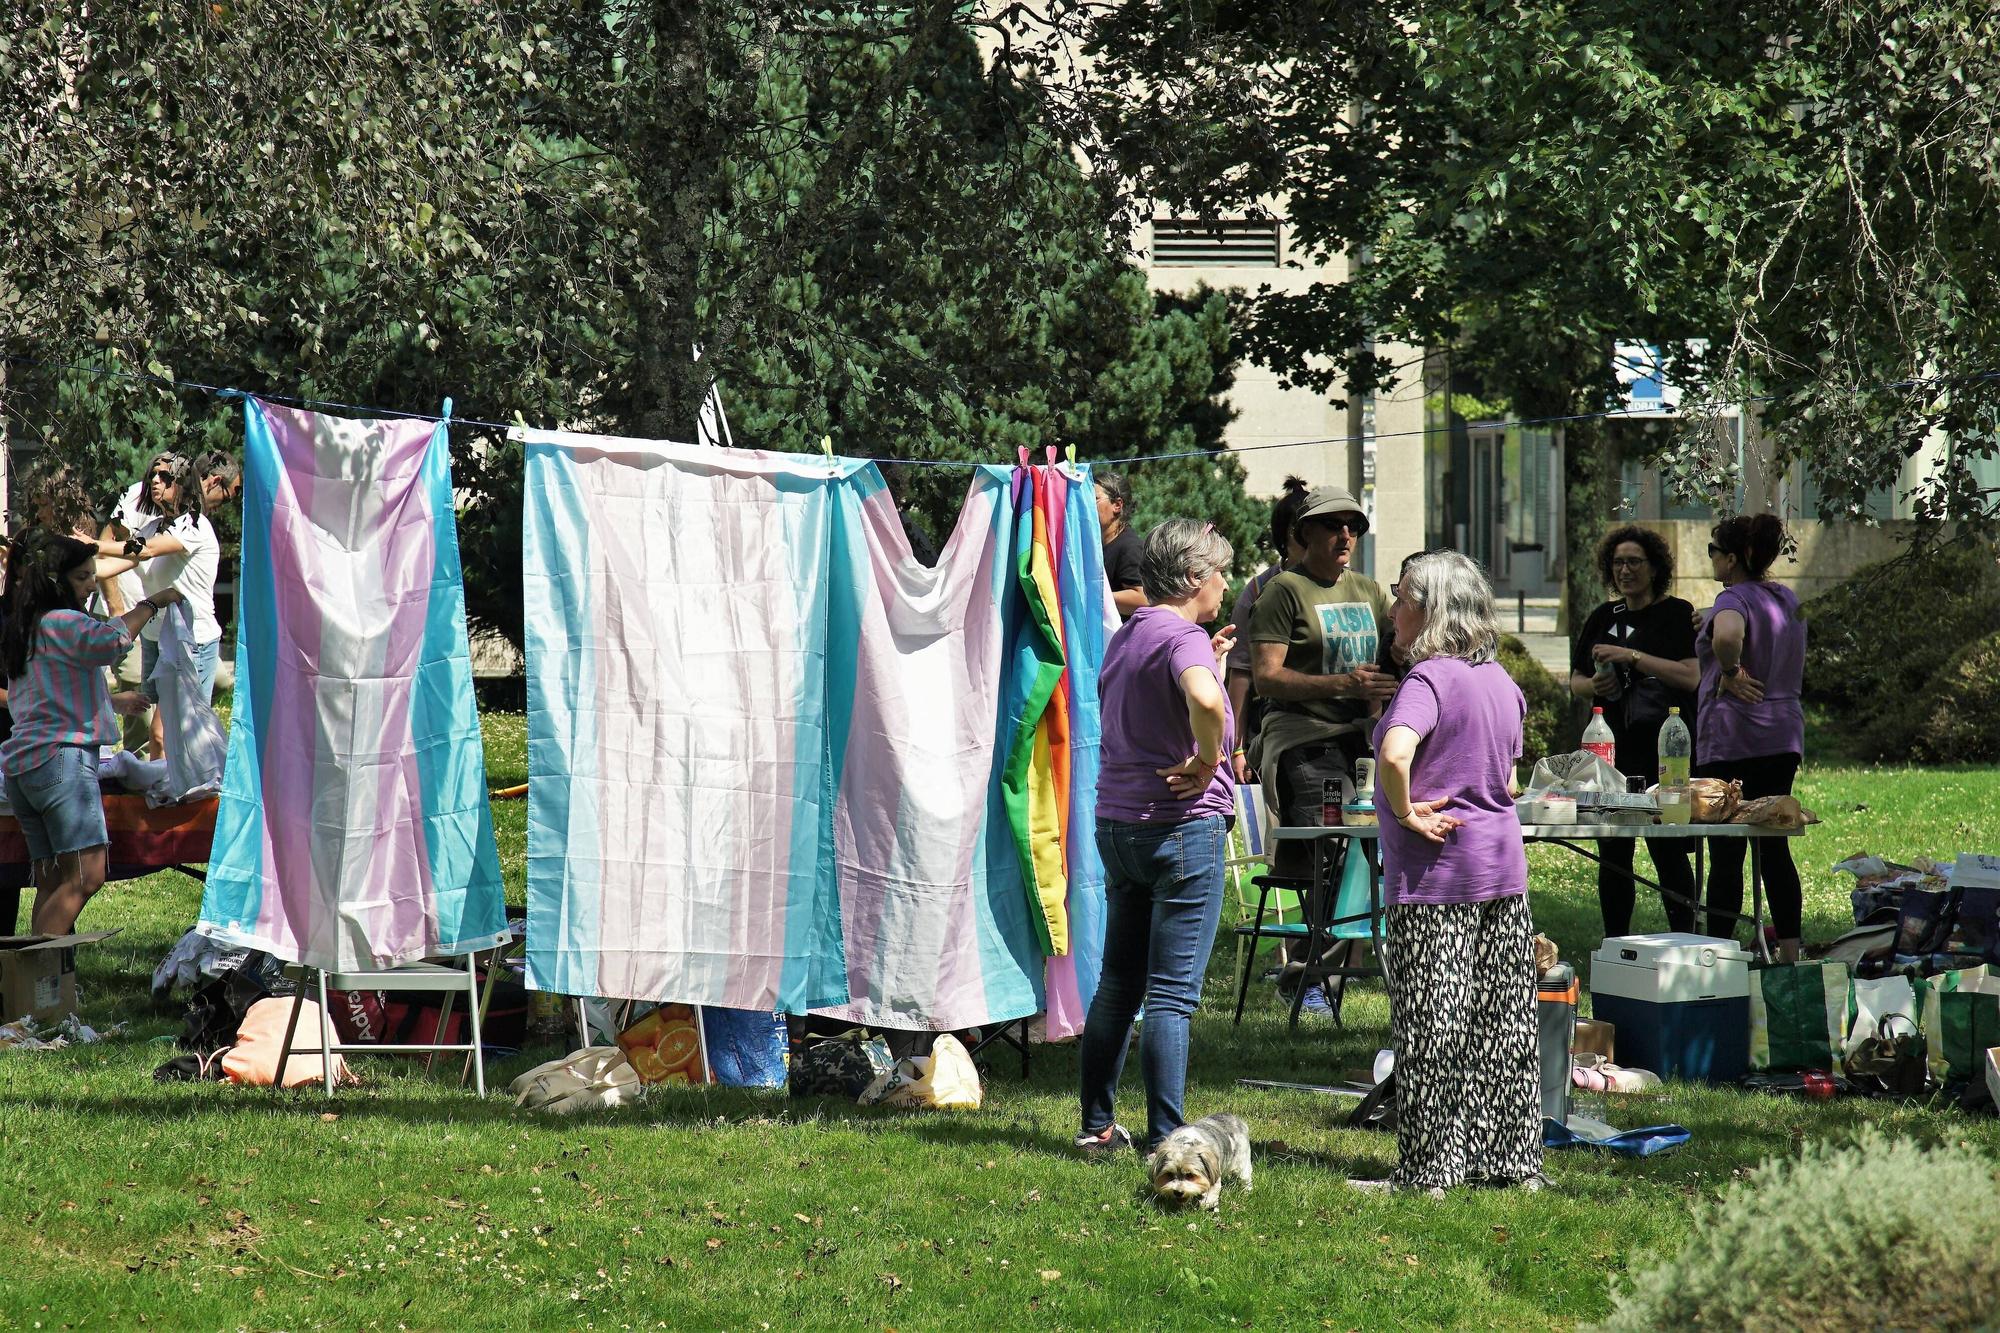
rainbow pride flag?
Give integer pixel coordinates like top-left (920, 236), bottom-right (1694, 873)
top-left (520, 431), bottom-right (1109, 1031)
top-left (200, 400), bottom-right (508, 971)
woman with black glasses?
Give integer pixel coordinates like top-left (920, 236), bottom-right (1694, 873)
top-left (1568, 525), bottom-right (1701, 938)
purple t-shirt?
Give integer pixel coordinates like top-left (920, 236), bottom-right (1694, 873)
top-left (1371, 658), bottom-right (1528, 907)
top-left (1097, 607), bottom-right (1235, 823)
top-left (1696, 581), bottom-right (1806, 764)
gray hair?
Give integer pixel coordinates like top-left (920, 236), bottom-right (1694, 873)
top-left (1399, 551), bottom-right (1501, 665)
top-left (1138, 519), bottom-right (1234, 602)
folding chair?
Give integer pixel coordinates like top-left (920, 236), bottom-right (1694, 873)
top-left (274, 952), bottom-right (489, 1096)
top-left (1227, 783), bottom-right (1312, 1025)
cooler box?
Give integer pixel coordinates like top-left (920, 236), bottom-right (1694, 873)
top-left (1536, 963), bottom-right (1578, 1123)
top-left (1589, 933), bottom-right (1753, 1084)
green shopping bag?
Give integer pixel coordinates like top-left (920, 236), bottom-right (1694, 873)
top-left (1920, 966), bottom-right (2000, 1085)
top-left (1328, 842), bottom-right (1375, 942)
top-left (1748, 959), bottom-right (1848, 1072)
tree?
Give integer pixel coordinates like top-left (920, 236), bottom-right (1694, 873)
top-left (1042, 1), bottom-right (2000, 613)
top-left (2, 2), bottom-right (1258, 650)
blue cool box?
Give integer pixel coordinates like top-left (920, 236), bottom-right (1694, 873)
top-left (1589, 933), bottom-right (1754, 1084)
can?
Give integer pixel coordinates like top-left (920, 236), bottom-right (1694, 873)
top-left (1320, 777), bottom-right (1343, 826)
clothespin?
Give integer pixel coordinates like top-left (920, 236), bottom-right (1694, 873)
top-left (440, 397), bottom-right (454, 422)
top-left (820, 434), bottom-right (834, 464)
top-left (1044, 445), bottom-right (1059, 466)
top-left (214, 387), bottom-right (248, 402)
top-left (1016, 446), bottom-right (1031, 468)
top-left (1065, 443), bottom-right (1077, 467)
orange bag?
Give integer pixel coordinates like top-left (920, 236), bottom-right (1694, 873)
top-left (221, 996), bottom-right (353, 1088)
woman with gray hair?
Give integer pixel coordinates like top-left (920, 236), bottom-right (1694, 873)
top-left (1076, 518), bottom-right (1237, 1157)
top-left (1355, 551), bottom-right (1542, 1196)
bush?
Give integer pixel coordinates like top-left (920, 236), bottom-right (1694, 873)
top-left (1802, 541), bottom-right (2000, 721)
top-left (1498, 634), bottom-right (1567, 768)
top-left (1894, 628), bottom-right (2000, 763)
top-left (1590, 1131), bottom-right (2000, 1332)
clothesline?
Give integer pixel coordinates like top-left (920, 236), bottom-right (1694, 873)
top-left (7, 352), bottom-right (1997, 474)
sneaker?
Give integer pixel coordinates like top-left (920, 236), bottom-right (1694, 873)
top-left (1074, 1123), bottom-right (1135, 1156)
top-left (1298, 986), bottom-right (1335, 1018)
top-left (1347, 1177), bottom-right (1446, 1200)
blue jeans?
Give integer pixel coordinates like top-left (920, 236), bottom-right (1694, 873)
top-left (3, 746), bottom-right (107, 860)
top-left (1078, 814), bottom-right (1229, 1151)
top-left (141, 635), bottom-right (221, 705)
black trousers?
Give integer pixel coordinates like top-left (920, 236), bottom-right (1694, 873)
top-left (1595, 837), bottom-right (1697, 937)
top-left (1694, 752), bottom-right (1803, 940)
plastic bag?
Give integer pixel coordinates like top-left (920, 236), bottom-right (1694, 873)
top-left (151, 600), bottom-right (227, 803)
top-left (1687, 777), bottom-right (1742, 823)
top-left (1731, 795), bottom-right (1817, 829)
top-left (860, 1033), bottom-right (983, 1110)
top-left (1525, 751), bottom-right (1626, 796)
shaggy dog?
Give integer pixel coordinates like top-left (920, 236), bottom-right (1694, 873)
top-left (1146, 1113), bottom-right (1252, 1209)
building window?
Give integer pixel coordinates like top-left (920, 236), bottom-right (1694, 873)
top-left (1150, 218), bottom-right (1281, 267)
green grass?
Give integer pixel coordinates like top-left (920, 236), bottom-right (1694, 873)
top-left (4, 715), bottom-right (1998, 1329)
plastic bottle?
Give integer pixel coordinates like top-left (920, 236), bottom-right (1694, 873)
top-left (1593, 657), bottom-right (1624, 702)
top-left (1582, 707), bottom-right (1617, 765)
top-left (1658, 707), bottom-right (1692, 788)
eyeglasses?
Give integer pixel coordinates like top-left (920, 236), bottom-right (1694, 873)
top-left (1609, 557), bottom-right (1649, 570)
top-left (1707, 543), bottom-right (1728, 557)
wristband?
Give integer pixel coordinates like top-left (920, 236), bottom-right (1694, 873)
top-left (1391, 806), bottom-right (1414, 822)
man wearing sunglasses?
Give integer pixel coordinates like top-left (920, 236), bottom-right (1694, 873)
top-left (1245, 486), bottom-right (1397, 1007)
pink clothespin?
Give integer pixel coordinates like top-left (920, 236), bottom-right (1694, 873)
top-left (1017, 446), bottom-right (1031, 468)
top-left (1045, 445), bottom-right (1060, 466)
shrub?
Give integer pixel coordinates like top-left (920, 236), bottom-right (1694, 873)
top-left (1590, 1131), bottom-right (2000, 1332)
top-left (1893, 627), bottom-right (2000, 763)
top-left (1802, 541), bottom-right (2000, 721)
top-left (1497, 634), bottom-right (1567, 768)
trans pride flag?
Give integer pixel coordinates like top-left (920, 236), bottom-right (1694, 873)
top-left (519, 430), bottom-right (1110, 1032)
top-left (200, 400), bottom-right (509, 972)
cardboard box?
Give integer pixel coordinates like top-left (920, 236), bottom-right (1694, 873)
top-left (0, 931), bottom-right (119, 1024)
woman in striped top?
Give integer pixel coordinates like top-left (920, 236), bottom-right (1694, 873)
top-left (1, 530), bottom-right (180, 934)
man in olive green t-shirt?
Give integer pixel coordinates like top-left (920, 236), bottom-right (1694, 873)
top-left (1248, 485), bottom-right (1394, 884)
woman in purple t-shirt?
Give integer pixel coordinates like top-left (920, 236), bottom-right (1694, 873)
top-left (1695, 513), bottom-right (1807, 961)
top-left (1076, 519), bottom-right (1237, 1158)
top-left (1358, 551), bottom-right (1541, 1196)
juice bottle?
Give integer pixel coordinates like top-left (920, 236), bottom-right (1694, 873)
top-left (1658, 707), bottom-right (1692, 788)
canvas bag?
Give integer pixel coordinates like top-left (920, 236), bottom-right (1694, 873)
top-left (221, 996), bottom-right (354, 1088)
top-left (1747, 960), bottom-right (1848, 1072)
top-left (510, 1046), bottom-right (641, 1114)
top-left (1922, 966), bottom-right (2000, 1085)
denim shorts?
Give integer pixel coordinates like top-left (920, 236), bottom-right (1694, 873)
top-left (3, 746), bottom-right (108, 861)
top-left (141, 635), bottom-right (222, 705)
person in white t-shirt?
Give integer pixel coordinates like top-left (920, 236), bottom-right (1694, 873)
top-left (96, 454), bottom-right (225, 759)
top-left (98, 451), bottom-right (183, 753)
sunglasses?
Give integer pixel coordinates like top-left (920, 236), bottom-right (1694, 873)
top-left (1707, 543), bottom-right (1729, 557)
top-left (150, 470), bottom-right (176, 482)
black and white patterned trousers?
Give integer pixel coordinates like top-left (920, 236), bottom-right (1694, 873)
top-left (1383, 894), bottom-right (1542, 1191)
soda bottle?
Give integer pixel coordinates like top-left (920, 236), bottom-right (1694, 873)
top-left (1582, 707), bottom-right (1617, 765)
top-left (1657, 707), bottom-right (1692, 789)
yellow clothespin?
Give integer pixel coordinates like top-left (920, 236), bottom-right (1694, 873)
top-left (820, 435), bottom-right (834, 461)
top-left (1065, 443), bottom-right (1077, 467)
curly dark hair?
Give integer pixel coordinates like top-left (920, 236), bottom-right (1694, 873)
top-left (2, 529), bottom-right (96, 681)
top-left (1595, 524), bottom-right (1674, 598)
